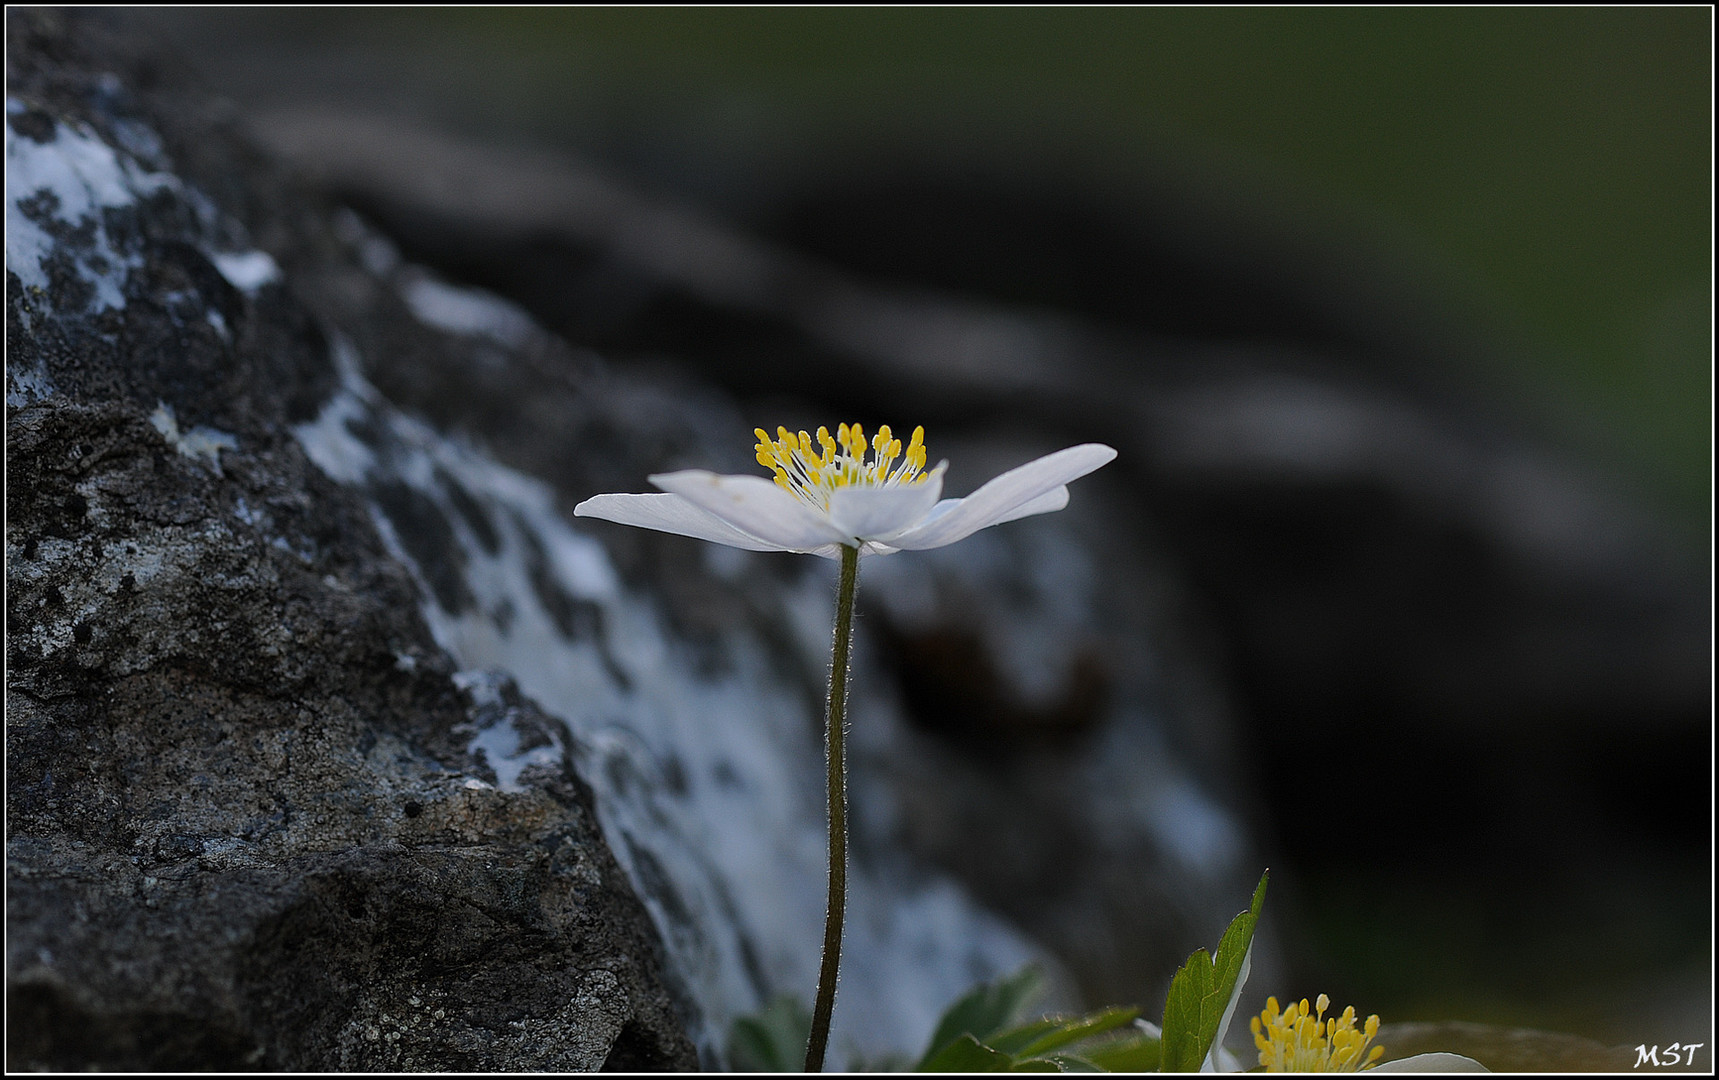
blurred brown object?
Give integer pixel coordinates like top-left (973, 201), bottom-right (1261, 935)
top-left (1379, 1020), bottom-right (1659, 1073)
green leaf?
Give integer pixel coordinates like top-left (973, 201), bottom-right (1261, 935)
top-left (1159, 870), bottom-right (1269, 1071)
top-left (986, 1018), bottom-right (1066, 1057)
top-left (1007, 1058), bottom-right (1067, 1073)
top-left (726, 994), bottom-right (812, 1072)
top-left (1159, 950), bottom-right (1214, 1072)
top-left (996, 1006), bottom-right (1142, 1058)
top-left (914, 965), bottom-right (1173, 1073)
top-left (1079, 1033), bottom-right (1163, 1072)
top-left (919, 1033), bottom-right (1016, 1072)
top-left (1028, 1053), bottom-right (1106, 1072)
top-left (918, 965), bottom-right (1045, 1068)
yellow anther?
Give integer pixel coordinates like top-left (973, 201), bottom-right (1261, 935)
top-left (750, 420), bottom-right (933, 509)
top-left (1254, 994), bottom-right (1384, 1072)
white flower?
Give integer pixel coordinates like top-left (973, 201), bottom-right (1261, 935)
top-left (1205, 976), bottom-right (1487, 1074)
top-left (574, 422), bottom-right (1116, 557)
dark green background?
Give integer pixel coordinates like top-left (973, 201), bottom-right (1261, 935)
top-left (170, 6), bottom-right (1709, 524)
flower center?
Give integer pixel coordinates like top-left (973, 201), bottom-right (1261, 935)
top-left (755, 423), bottom-right (929, 511)
top-left (1252, 994), bottom-right (1385, 1072)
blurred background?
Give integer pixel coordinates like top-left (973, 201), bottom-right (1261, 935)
top-left (118, 6), bottom-right (1710, 1052)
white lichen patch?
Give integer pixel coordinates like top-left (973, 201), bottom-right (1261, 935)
top-left (288, 335), bottom-right (379, 484)
top-left (454, 669), bottom-right (568, 794)
top-left (462, 704), bottom-right (566, 794)
top-left (400, 271), bottom-right (538, 350)
top-left (209, 248), bottom-right (281, 294)
top-left (98, 542), bottom-right (167, 592)
top-left (547, 969), bottom-right (629, 1069)
top-left (6, 352), bottom-right (56, 408)
top-left (10, 515), bottom-right (254, 678)
top-left (5, 98), bottom-right (175, 312)
top-left (150, 401), bottom-right (238, 476)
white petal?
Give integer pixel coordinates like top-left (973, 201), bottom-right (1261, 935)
top-left (905, 489), bottom-right (1058, 533)
top-left (825, 462), bottom-right (946, 540)
top-left (888, 443), bottom-right (1115, 550)
top-left (1207, 1046), bottom-right (1245, 1073)
top-left (1370, 1052), bottom-right (1489, 1072)
top-left (807, 541), bottom-right (902, 559)
top-left (1201, 941), bottom-right (1251, 1073)
top-left (990, 484), bottom-right (1068, 525)
top-left (649, 470), bottom-right (850, 551)
top-left (573, 493), bottom-right (787, 551)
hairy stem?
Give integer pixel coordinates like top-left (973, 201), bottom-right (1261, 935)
top-left (806, 543), bottom-right (859, 1073)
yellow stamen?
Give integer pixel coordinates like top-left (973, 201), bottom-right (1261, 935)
top-left (1252, 994), bottom-right (1385, 1072)
top-left (752, 421), bottom-right (933, 510)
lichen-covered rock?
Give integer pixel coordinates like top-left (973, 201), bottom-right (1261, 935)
top-left (7, 10), bottom-right (693, 1070)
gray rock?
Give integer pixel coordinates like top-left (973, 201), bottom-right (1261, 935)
top-left (7, 10), bottom-right (693, 1071)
